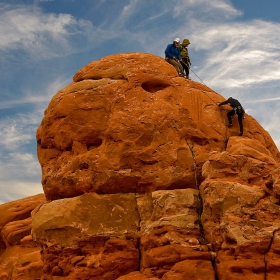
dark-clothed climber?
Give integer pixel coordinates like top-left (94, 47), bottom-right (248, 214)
top-left (218, 97), bottom-right (245, 136)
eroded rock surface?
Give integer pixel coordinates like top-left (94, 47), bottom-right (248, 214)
top-left (32, 190), bottom-right (215, 279)
top-left (0, 194), bottom-right (46, 279)
top-left (201, 137), bottom-right (280, 280)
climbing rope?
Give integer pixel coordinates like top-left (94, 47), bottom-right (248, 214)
top-left (186, 140), bottom-right (198, 190)
top-left (189, 68), bottom-right (218, 104)
top-left (180, 60), bottom-right (217, 104)
top-left (186, 65), bottom-right (234, 148)
top-left (185, 139), bottom-right (208, 245)
top-left (224, 124), bottom-right (229, 150)
top-left (185, 66), bottom-right (230, 151)
top-left (187, 66), bottom-right (248, 143)
top-left (189, 68), bottom-right (206, 86)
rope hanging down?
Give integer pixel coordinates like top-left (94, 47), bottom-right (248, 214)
top-left (185, 139), bottom-right (208, 244)
top-left (186, 140), bottom-right (198, 190)
top-left (189, 68), bottom-right (217, 103)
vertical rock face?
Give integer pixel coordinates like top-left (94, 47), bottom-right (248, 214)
top-left (32, 193), bottom-right (140, 279)
top-left (2, 52), bottom-right (280, 279)
top-left (32, 190), bottom-right (214, 280)
top-left (201, 137), bottom-right (280, 280)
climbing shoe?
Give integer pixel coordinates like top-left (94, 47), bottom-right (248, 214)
top-left (227, 124), bottom-right (233, 127)
top-left (239, 132), bottom-right (243, 136)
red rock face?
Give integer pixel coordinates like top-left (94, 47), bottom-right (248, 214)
top-left (0, 194), bottom-right (46, 279)
top-left (3, 53), bottom-right (280, 279)
top-left (201, 137), bottom-right (280, 280)
top-left (36, 53), bottom-right (279, 201)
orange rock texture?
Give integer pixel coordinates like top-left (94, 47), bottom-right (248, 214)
top-left (2, 52), bottom-right (280, 279)
top-left (0, 194), bottom-right (46, 279)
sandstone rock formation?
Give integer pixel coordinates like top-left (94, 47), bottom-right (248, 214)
top-left (0, 194), bottom-right (46, 279)
top-left (33, 52), bottom-right (280, 279)
top-left (201, 139), bottom-right (280, 280)
top-left (2, 52), bottom-right (280, 279)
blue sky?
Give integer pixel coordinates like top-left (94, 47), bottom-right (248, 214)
top-left (1, 0), bottom-right (280, 203)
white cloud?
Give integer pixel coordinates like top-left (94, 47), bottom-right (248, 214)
top-left (102, 0), bottom-right (141, 32)
top-left (0, 77), bottom-right (70, 205)
top-left (0, 75), bottom-right (69, 156)
top-left (0, 75), bottom-right (70, 110)
top-left (178, 19), bottom-right (280, 90)
top-left (0, 181), bottom-right (43, 204)
top-left (244, 97), bottom-right (280, 103)
top-left (173, 0), bottom-right (243, 19)
top-left (0, 96), bottom-right (52, 110)
top-left (0, 113), bottom-right (39, 151)
top-left (1, 151), bottom-right (40, 178)
top-left (0, 4), bottom-right (95, 60)
top-left (122, 0), bottom-right (139, 16)
top-left (0, 148), bottom-right (42, 204)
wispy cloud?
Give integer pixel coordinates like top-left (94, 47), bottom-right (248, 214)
top-left (175, 19), bottom-right (280, 90)
top-left (0, 75), bottom-right (70, 109)
top-left (0, 97), bottom-right (52, 109)
top-left (0, 4), bottom-right (95, 60)
top-left (0, 112), bottom-right (39, 151)
top-left (173, 0), bottom-right (243, 19)
top-left (121, 0), bottom-right (140, 18)
top-left (0, 75), bottom-right (70, 203)
top-left (0, 122), bottom-right (43, 204)
top-left (243, 97), bottom-right (280, 103)
top-left (0, 181), bottom-right (43, 204)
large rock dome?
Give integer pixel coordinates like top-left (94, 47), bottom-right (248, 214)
top-left (36, 52), bottom-right (279, 200)
top-left (2, 53), bottom-right (280, 280)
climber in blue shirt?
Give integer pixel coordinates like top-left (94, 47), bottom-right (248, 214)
top-left (165, 38), bottom-right (185, 77)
